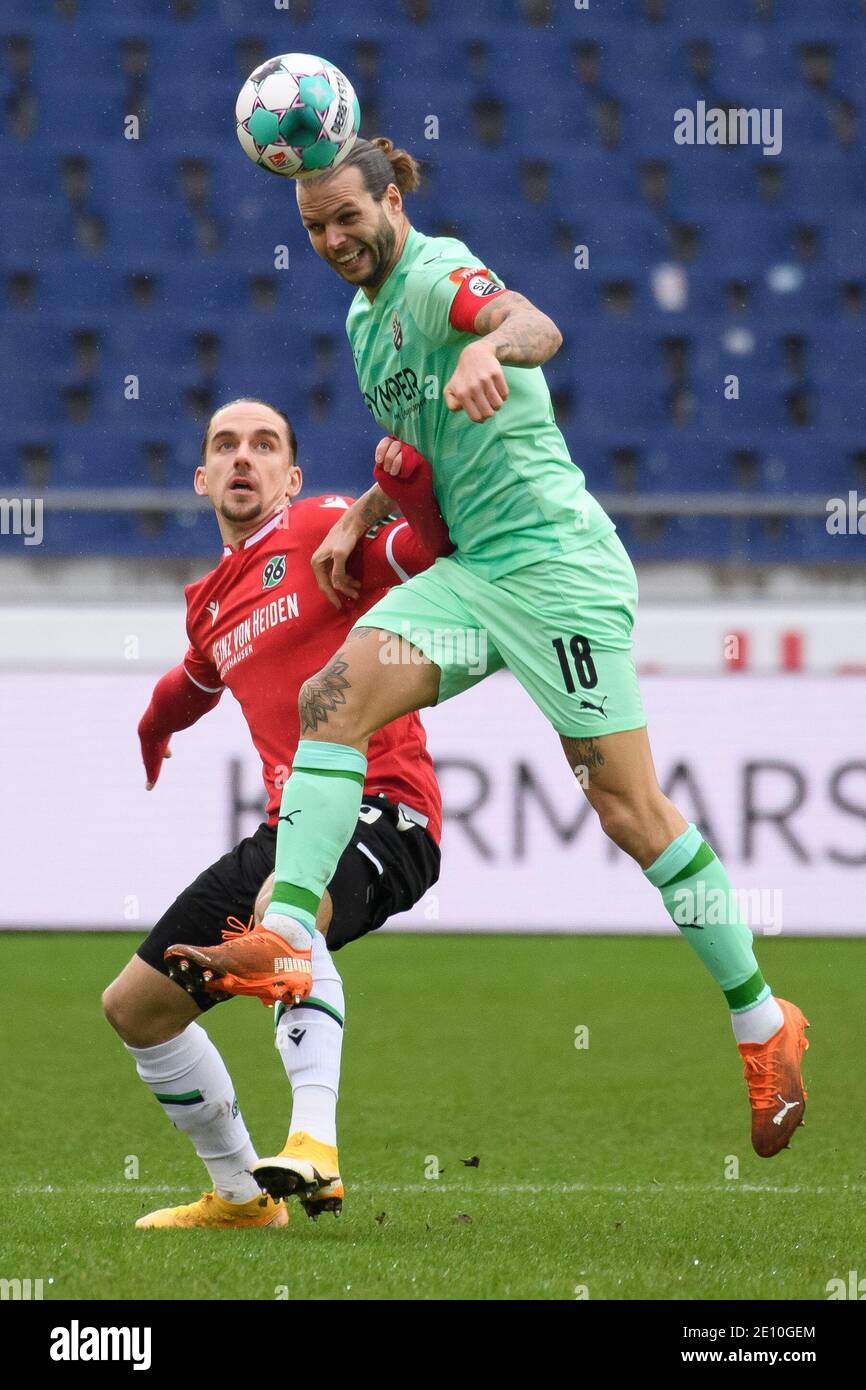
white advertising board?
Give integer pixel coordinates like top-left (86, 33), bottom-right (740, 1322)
top-left (1, 672), bottom-right (863, 933)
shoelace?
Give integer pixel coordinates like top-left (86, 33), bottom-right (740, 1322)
top-left (221, 914), bottom-right (255, 941)
top-left (741, 1053), bottom-right (781, 1109)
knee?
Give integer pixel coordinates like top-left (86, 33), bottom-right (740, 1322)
top-left (590, 788), bottom-right (680, 865)
top-left (593, 796), bottom-right (641, 854)
top-left (298, 672), bottom-right (362, 743)
top-left (102, 978), bottom-right (171, 1047)
top-left (102, 978), bottom-right (136, 1040)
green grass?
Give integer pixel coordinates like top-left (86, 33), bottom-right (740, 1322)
top-left (4, 932), bottom-right (863, 1301)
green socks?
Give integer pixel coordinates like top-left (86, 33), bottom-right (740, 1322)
top-left (264, 740), bottom-right (367, 941)
top-left (644, 823), bottom-right (770, 1012)
top-left (265, 763), bottom-right (770, 1020)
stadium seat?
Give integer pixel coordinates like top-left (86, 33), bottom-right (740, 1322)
top-left (2, 1), bottom-right (863, 563)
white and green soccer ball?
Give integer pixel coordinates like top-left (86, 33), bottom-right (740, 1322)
top-left (235, 52), bottom-right (361, 179)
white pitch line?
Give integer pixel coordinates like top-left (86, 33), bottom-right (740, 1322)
top-left (11, 1184), bottom-right (175, 1196)
top-left (354, 1182), bottom-right (866, 1197)
top-left (10, 1181), bottom-right (866, 1197)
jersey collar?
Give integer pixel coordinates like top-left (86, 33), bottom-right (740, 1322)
top-left (222, 505), bottom-right (289, 557)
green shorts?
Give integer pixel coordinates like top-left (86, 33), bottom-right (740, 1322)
top-left (354, 531), bottom-right (647, 739)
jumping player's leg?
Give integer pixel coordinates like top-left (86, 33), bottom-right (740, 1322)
top-left (261, 624), bottom-right (442, 949)
top-left (560, 725), bottom-right (770, 1013)
top-left (559, 722), bottom-right (809, 1156)
top-left (439, 536), bottom-right (808, 1156)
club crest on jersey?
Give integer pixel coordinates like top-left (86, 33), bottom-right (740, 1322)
top-left (392, 310), bottom-right (403, 350)
top-left (262, 554), bottom-right (286, 590)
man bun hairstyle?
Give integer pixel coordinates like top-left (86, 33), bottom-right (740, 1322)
top-left (316, 136), bottom-right (421, 200)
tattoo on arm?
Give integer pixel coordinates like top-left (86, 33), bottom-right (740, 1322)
top-left (358, 483), bottom-right (399, 530)
top-left (473, 291), bottom-right (563, 367)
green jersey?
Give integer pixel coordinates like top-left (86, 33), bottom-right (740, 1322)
top-left (346, 225), bottom-right (614, 580)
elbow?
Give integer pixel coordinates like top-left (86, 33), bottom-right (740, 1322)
top-left (547, 317), bottom-right (563, 358)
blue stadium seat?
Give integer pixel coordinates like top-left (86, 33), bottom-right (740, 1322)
top-left (2, 0), bottom-right (864, 562)
top-left (44, 509), bottom-right (216, 558)
top-left (0, 196), bottom-right (76, 260)
top-left (822, 213), bottom-right (866, 274)
top-left (778, 0), bottom-right (864, 24)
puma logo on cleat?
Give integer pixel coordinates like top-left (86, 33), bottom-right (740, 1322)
top-left (773, 1095), bottom-right (801, 1126)
top-left (273, 957), bottom-right (313, 975)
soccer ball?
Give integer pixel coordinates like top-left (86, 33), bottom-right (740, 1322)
top-left (235, 52), bottom-right (360, 179)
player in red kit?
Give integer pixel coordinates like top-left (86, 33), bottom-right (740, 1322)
top-left (101, 397), bottom-right (452, 1229)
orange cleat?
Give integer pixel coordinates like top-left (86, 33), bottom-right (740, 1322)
top-left (165, 926), bottom-right (313, 1008)
top-left (738, 998), bottom-right (810, 1158)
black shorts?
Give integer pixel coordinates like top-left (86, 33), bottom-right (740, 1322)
top-left (136, 794), bottom-right (440, 1011)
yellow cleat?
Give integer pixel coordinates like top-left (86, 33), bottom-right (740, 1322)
top-left (252, 1131), bottom-right (344, 1219)
top-left (134, 1189), bottom-right (287, 1229)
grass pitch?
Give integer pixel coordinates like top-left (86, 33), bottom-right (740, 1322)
top-left (4, 932), bottom-right (863, 1301)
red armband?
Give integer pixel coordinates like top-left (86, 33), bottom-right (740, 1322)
top-left (448, 267), bottom-right (508, 333)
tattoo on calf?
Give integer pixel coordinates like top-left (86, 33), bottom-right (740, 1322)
top-left (299, 651), bottom-right (351, 734)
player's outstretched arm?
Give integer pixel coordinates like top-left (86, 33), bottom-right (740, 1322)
top-left (311, 481), bottom-right (397, 608)
top-left (443, 290), bottom-right (563, 422)
top-left (372, 437), bottom-right (454, 559)
top-left (472, 289), bottom-right (563, 368)
top-left (312, 442), bottom-right (453, 604)
top-left (137, 664), bottom-right (222, 789)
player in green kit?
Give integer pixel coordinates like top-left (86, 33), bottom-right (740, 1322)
top-left (171, 138), bottom-right (809, 1166)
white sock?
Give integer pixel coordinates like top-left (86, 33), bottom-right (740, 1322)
top-left (275, 930), bottom-right (344, 1148)
top-left (127, 1021), bottom-right (261, 1203)
top-left (731, 994), bottom-right (784, 1045)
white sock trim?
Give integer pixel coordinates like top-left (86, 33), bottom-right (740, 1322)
top-left (731, 994), bottom-right (784, 1046)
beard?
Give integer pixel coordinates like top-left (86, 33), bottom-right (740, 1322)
top-left (219, 492), bottom-right (263, 524)
top-left (348, 212), bottom-right (398, 289)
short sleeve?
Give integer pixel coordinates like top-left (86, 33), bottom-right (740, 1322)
top-left (404, 259), bottom-right (507, 345)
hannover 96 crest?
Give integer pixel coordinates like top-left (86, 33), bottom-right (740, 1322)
top-left (262, 554), bottom-right (286, 590)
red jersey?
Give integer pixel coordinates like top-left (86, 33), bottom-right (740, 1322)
top-left (182, 496), bottom-right (442, 842)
